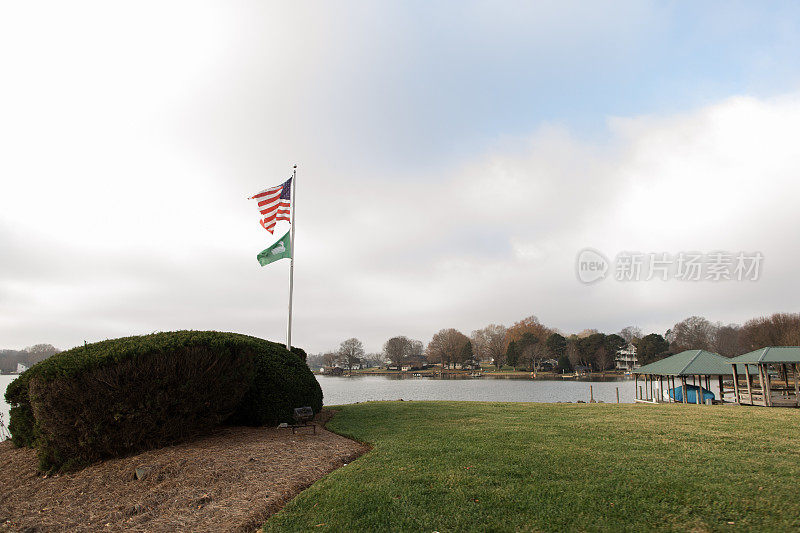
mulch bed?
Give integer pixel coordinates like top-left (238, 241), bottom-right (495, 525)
top-left (0, 410), bottom-right (367, 532)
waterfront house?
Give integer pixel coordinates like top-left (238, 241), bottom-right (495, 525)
top-left (614, 343), bottom-right (638, 371)
top-left (543, 358), bottom-right (559, 370)
top-left (574, 364), bottom-right (591, 374)
top-left (334, 361), bottom-right (362, 370)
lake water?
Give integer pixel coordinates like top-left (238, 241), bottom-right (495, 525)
top-left (1, 374), bottom-right (15, 440)
top-left (0, 373), bottom-right (638, 441)
top-left (317, 375), bottom-right (636, 405)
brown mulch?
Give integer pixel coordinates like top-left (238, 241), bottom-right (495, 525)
top-left (0, 410), bottom-right (368, 533)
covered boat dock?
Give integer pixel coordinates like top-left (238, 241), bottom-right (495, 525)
top-left (633, 350), bottom-right (740, 405)
top-left (729, 347), bottom-right (800, 407)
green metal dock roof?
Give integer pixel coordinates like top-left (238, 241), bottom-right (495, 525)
top-left (728, 346), bottom-right (800, 364)
top-left (634, 350), bottom-right (735, 376)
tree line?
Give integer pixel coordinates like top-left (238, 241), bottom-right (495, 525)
top-left (0, 344), bottom-right (60, 373)
top-left (664, 313), bottom-right (800, 358)
top-left (308, 311), bottom-right (800, 373)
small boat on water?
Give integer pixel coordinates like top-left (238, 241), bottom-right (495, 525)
top-left (668, 385), bottom-right (715, 403)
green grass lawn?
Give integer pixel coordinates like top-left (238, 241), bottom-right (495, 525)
top-left (263, 402), bottom-right (800, 532)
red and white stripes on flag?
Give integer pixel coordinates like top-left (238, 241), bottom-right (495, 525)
top-left (248, 177), bottom-right (292, 234)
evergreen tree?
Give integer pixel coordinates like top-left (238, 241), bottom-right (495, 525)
top-left (505, 340), bottom-right (519, 368)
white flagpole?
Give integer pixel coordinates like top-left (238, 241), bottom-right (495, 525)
top-left (286, 164), bottom-right (297, 350)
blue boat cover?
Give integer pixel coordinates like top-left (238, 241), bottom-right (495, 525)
top-left (669, 385), bottom-right (715, 403)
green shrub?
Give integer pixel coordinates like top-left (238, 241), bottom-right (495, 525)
top-left (7, 397), bottom-right (36, 448)
top-left (6, 362), bottom-right (43, 448)
top-left (230, 339), bottom-right (322, 427)
top-left (4, 331), bottom-right (323, 472)
top-left (291, 346), bottom-right (308, 362)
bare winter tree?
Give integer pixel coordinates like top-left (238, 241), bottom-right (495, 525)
top-left (14, 343), bottom-right (61, 368)
top-left (515, 333), bottom-right (539, 370)
top-left (506, 315), bottom-right (551, 345)
top-left (712, 324), bottom-right (741, 357)
top-left (470, 328), bottom-right (488, 360)
top-left (411, 340), bottom-right (424, 359)
top-left (470, 324), bottom-right (507, 368)
top-left (1, 345), bottom-right (60, 373)
top-left (322, 351), bottom-right (339, 368)
top-left (668, 316), bottom-right (716, 352)
top-left (530, 342), bottom-right (549, 372)
top-left (338, 338), bottom-right (364, 372)
top-left (383, 336), bottom-right (414, 366)
top-left (361, 353), bottom-right (385, 369)
top-left (426, 328), bottom-right (469, 367)
top-left (739, 313), bottom-right (800, 351)
top-left (595, 345), bottom-right (614, 371)
top-left (618, 326), bottom-right (643, 345)
top-left (382, 337), bottom-right (424, 366)
top-left (24, 344), bottom-right (60, 357)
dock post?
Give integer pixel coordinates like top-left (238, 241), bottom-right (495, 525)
top-left (590, 385), bottom-right (594, 403)
top-left (745, 364), bottom-right (753, 404)
top-left (681, 377), bottom-right (688, 403)
top-left (757, 364), bottom-right (769, 406)
top-left (616, 387), bottom-right (619, 404)
top-left (795, 363), bottom-right (800, 407)
top-left (658, 376), bottom-right (662, 403)
top-left (697, 374), bottom-right (703, 405)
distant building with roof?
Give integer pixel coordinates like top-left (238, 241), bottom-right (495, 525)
top-left (614, 343), bottom-right (638, 371)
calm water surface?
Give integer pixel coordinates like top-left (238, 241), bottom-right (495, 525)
top-left (1, 374), bottom-right (15, 440)
top-left (317, 375), bottom-right (637, 405)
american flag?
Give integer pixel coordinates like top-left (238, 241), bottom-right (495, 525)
top-left (248, 177), bottom-right (292, 233)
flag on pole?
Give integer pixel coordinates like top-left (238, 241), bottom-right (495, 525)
top-left (248, 177), bottom-right (292, 233)
top-left (249, 165), bottom-right (297, 350)
top-left (257, 230), bottom-right (291, 266)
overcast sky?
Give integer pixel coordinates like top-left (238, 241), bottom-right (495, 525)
top-left (2, 2), bottom-right (800, 353)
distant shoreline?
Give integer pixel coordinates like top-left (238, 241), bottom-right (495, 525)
top-left (315, 369), bottom-right (632, 380)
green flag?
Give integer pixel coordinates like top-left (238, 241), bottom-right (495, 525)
top-left (257, 231), bottom-right (291, 266)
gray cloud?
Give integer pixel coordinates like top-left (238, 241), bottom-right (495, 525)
top-left (2, 3), bottom-right (800, 353)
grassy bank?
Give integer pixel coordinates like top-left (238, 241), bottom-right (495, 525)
top-left (264, 402), bottom-right (800, 532)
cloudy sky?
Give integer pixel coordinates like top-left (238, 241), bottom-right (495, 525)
top-left (2, 1), bottom-right (800, 353)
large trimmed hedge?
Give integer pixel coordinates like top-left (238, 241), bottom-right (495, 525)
top-left (4, 331), bottom-right (323, 471)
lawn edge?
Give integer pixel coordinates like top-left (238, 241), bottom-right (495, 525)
top-left (258, 407), bottom-right (373, 531)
